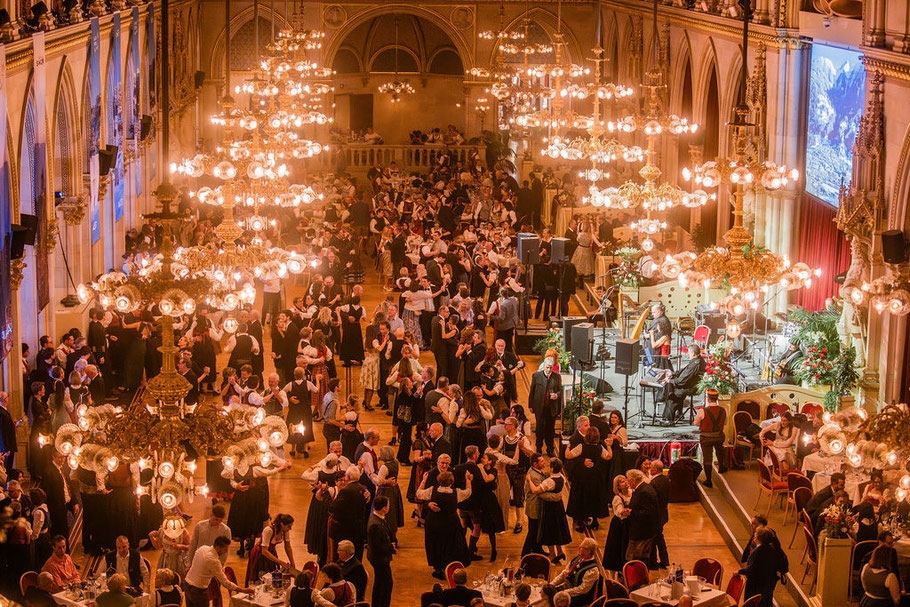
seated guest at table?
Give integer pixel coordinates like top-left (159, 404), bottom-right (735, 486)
top-left (797, 411), bottom-right (825, 462)
top-left (510, 583), bottom-right (533, 607)
top-left (335, 540), bottom-right (368, 602)
top-left (184, 536), bottom-right (253, 607)
top-left (812, 490), bottom-right (851, 540)
top-left (861, 531), bottom-right (900, 574)
top-left (438, 568), bottom-right (482, 607)
top-left (659, 345), bottom-right (705, 423)
top-left (772, 340), bottom-right (803, 385)
top-left (286, 570), bottom-right (316, 607)
top-left (805, 472), bottom-right (846, 522)
top-left (23, 572), bottom-right (57, 607)
top-left (741, 514), bottom-right (768, 562)
top-left (737, 527), bottom-right (788, 607)
top-left (42, 535), bottom-right (81, 592)
top-left (311, 563), bottom-right (355, 607)
top-left (550, 538), bottom-right (601, 607)
top-left (861, 469), bottom-right (888, 510)
top-left (854, 499), bottom-right (880, 543)
top-left (153, 569), bottom-right (184, 607)
top-left (552, 591), bottom-right (571, 607)
top-left (859, 546), bottom-right (901, 607)
top-left (106, 535), bottom-right (151, 593)
top-left (759, 411), bottom-right (798, 468)
top-left (96, 574), bottom-right (136, 607)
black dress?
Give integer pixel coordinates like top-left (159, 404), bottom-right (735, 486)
top-left (566, 444), bottom-right (610, 521)
top-left (477, 467), bottom-right (506, 534)
top-left (339, 305), bottom-right (365, 363)
top-left (304, 471), bottom-right (338, 566)
top-left (375, 460), bottom-right (405, 529)
top-left (407, 437), bottom-right (431, 504)
top-left (227, 469), bottom-right (270, 541)
top-left (537, 475), bottom-right (572, 546)
top-left (603, 496), bottom-right (630, 572)
top-left (285, 379), bottom-right (314, 446)
top-left (424, 487), bottom-right (470, 570)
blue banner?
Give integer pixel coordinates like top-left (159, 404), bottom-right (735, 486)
top-left (131, 7), bottom-right (141, 196)
top-left (33, 33), bottom-right (48, 312)
top-left (89, 18), bottom-right (101, 244)
top-left (111, 12), bottom-right (124, 222)
top-left (0, 45), bottom-right (11, 360)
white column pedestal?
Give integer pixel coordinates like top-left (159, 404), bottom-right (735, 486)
top-left (809, 536), bottom-right (852, 607)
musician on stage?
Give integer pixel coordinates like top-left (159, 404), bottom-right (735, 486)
top-left (658, 344), bottom-right (706, 423)
top-left (772, 340), bottom-right (803, 385)
top-left (585, 286), bottom-right (617, 328)
top-left (645, 303), bottom-right (673, 369)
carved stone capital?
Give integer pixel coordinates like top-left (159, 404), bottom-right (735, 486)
top-left (10, 258), bottom-right (25, 290)
top-left (46, 217), bottom-right (59, 250)
top-left (60, 196), bottom-right (87, 226)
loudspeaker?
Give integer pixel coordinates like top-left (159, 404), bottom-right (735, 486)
top-left (19, 214), bottom-right (37, 243)
top-left (517, 234), bottom-right (539, 265)
top-left (194, 70), bottom-right (206, 89)
top-left (614, 338), bottom-right (640, 376)
top-left (561, 316), bottom-right (587, 352)
top-left (570, 322), bottom-right (594, 366)
top-left (882, 230), bottom-right (907, 264)
top-left (515, 327), bottom-right (548, 355)
top-left (582, 372), bottom-right (614, 395)
top-left (99, 146), bottom-right (117, 174)
top-left (551, 237), bottom-right (570, 263)
top-left (139, 115), bottom-right (153, 141)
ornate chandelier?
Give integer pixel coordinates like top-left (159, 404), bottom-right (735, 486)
top-left (378, 17), bottom-right (415, 104)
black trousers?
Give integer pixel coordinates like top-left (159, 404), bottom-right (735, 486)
top-left (419, 313), bottom-right (433, 347)
top-left (432, 348), bottom-right (448, 381)
top-left (651, 525), bottom-right (669, 567)
top-left (496, 328), bottom-right (515, 351)
top-left (536, 409), bottom-right (556, 455)
top-left (185, 585), bottom-right (210, 607)
top-left (535, 291), bottom-right (558, 320)
top-left (369, 559), bottom-right (393, 607)
top-left (521, 516), bottom-right (542, 556)
top-left (701, 435), bottom-right (727, 482)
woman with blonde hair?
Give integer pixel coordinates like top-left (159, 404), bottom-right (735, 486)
top-left (603, 474), bottom-right (633, 575)
top-left (302, 330), bottom-right (332, 420)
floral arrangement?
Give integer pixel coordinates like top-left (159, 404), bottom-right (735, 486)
top-left (533, 325), bottom-right (571, 371)
top-left (565, 376), bottom-right (598, 429)
top-left (697, 343), bottom-right (738, 396)
top-left (796, 344), bottom-right (834, 387)
top-left (820, 502), bottom-right (852, 539)
top-left (613, 247), bottom-right (641, 288)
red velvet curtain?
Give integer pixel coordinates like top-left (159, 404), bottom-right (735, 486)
top-left (794, 195), bottom-right (851, 311)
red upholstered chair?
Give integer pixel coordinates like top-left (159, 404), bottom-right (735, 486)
top-left (693, 325), bottom-right (710, 348)
top-left (801, 402), bottom-right (824, 417)
top-left (519, 553), bottom-right (551, 580)
top-left (784, 473), bottom-right (813, 522)
top-left (766, 402), bottom-right (791, 420)
top-left (801, 526), bottom-right (819, 593)
top-left (224, 567), bottom-right (238, 585)
top-left (692, 557), bottom-right (723, 588)
top-left (603, 578), bottom-right (630, 599)
top-left (753, 460), bottom-right (788, 516)
top-left (732, 411), bottom-right (756, 468)
top-left (849, 540), bottom-right (879, 599)
top-left (622, 560), bottom-right (650, 591)
top-left (764, 446), bottom-right (785, 484)
top-left (207, 578), bottom-right (222, 607)
top-left (742, 596), bottom-right (763, 607)
top-left (588, 597), bottom-right (607, 607)
top-left (736, 400), bottom-right (761, 422)
top-left (787, 489), bottom-right (814, 548)
top-left (725, 573), bottom-right (746, 605)
top-left (302, 561), bottom-right (319, 579)
top-left (445, 561), bottom-right (466, 589)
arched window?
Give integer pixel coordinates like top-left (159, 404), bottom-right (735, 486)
top-left (21, 99), bottom-right (36, 214)
top-left (54, 91), bottom-right (74, 195)
top-left (370, 48), bottom-right (419, 73)
top-left (231, 17), bottom-right (273, 71)
top-left (332, 48), bottom-right (361, 74)
top-left (428, 49), bottom-right (462, 75)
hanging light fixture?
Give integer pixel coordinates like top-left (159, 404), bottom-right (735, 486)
top-left (378, 16), bottom-right (416, 103)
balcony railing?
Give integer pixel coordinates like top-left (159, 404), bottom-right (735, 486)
top-left (301, 144), bottom-right (479, 174)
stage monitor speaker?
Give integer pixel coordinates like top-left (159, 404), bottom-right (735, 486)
top-left (517, 234), bottom-right (540, 265)
top-left (561, 316), bottom-right (587, 353)
top-left (570, 322), bottom-right (594, 366)
top-left (582, 372), bottom-right (614, 395)
top-left (882, 230), bottom-right (907, 264)
top-left (614, 338), bottom-right (640, 376)
top-left (551, 237), bottom-right (570, 263)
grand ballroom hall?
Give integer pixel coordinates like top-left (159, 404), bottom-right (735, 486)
top-left (2, 0), bottom-right (910, 606)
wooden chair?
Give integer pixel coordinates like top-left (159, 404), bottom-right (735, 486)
top-left (789, 507), bottom-right (814, 550)
top-left (725, 573), bottom-right (746, 605)
top-left (741, 596), bottom-right (763, 607)
top-left (207, 578), bottom-right (223, 607)
top-left (445, 561), bottom-right (465, 589)
top-left (603, 578), bottom-right (630, 599)
top-left (801, 526), bottom-right (819, 593)
top-left (848, 540), bottom-right (879, 599)
top-left (784, 472), bottom-right (813, 522)
top-left (753, 460), bottom-right (788, 516)
top-left (736, 400), bottom-right (761, 422)
top-left (589, 597), bottom-right (607, 607)
top-left (622, 560), bottom-right (650, 591)
top-left (224, 567), bottom-right (238, 585)
top-left (604, 600), bottom-right (639, 607)
top-left (19, 571), bottom-right (38, 596)
top-left (692, 325), bottom-right (710, 348)
top-left (302, 561), bottom-right (319, 579)
top-left (766, 402), bottom-right (791, 420)
top-left (801, 402), bottom-right (824, 417)
top-left (692, 557), bottom-right (723, 588)
top-left (732, 411), bottom-right (756, 468)
top-left (520, 553), bottom-right (551, 580)
top-left (765, 447), bottom-right (785, 484)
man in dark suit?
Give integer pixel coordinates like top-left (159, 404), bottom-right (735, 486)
top-left (428, 423), bottom-right (452, 461)
top-left (390, 227), bottom-right (407, 276)
top-left (430, 306), bottom-right (453, 378)
top-left (649, 461), bottom-right (671, 569)
top-left (335, 540), bottom-right (368, 601)
top-left (42, 451), bottom-right (77, 539)
top-left (493, 338), bottom-right (523, 407)
top-left (556, 261), bottom-right (577, 317)
top-left (660, 345), bottom-right (707, 422)
top-left (530, 172), bottom-right (544, 228)
top-left (439, 568), bottom-right (482, 607)
top-left (625, 469), bottom-right (660, 565)
top-left (329, 467), bottom-right (370, 561)
top-left (533, 254), bottom-right (559, 321)
top-left (85, 365), bottom-right (106, 406)
top-left (805, 472), bottom-right (845, 523)
top-left (458, 330), bottom-right (487, 390)
top-left (367, 496), bottom-right (396, 607)
top-left (528, 361), bottom-right (563, 456)
top-left (0, 391), bottom-right (18, 471)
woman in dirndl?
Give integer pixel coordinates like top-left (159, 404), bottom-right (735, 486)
top-left (302, 330), bottom-right (332, 421)
top-left (284, 367), bottom-right (315, 457)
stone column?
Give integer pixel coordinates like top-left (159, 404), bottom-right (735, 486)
top-left (810, 537), bottom-right (852, 607)
top-left (752, 0), bottom-right (771, 25)
top-left (864, 0), bottom-right (886, 47)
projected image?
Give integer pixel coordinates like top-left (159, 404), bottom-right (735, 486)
top-left (806, 43), bottom-right (865, 207)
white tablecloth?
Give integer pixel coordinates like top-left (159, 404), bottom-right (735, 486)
top-left (54, 591), bottom-right (149, 607)
top-left (229, 589), bottom-right (287, 607)
top-left (481, 584), bottom-right (544, 607)
top-left (630, 583), bottom-right (729, 606)
top-left (801, 452), bottom-right (844, 475)
top-left (811, 471), bottom-right (865, 505)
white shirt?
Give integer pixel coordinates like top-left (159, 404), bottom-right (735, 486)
top-left (185, 545), bottom-right (240, 591)
top-left (115, 551), bottom-right (150, 591)
top-left (189, 520), bottom-right (232, 563)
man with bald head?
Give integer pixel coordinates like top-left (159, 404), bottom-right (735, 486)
top-left (428, 422), bottom-right (452, 461)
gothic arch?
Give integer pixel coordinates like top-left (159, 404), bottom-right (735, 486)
top-left (896, 124), bottom-right (910, 234)
top-left (669, 33), bottom-right (693, 115)
top-left (692, 41), bottom-right (719, 124)
top-left (324, 5), bottom-right (473, 72)
top-left (209, 5), bottom-right (291, 79)
top-left (52, 59), bottom-right (82, 197)
top-left (490, 7), bottom-right (584, 67)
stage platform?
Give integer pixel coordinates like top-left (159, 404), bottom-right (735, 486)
top-left (553, 328), bottom-right (771, 464)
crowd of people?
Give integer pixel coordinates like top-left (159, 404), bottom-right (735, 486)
top-left (0, 150), bottom-right (799, 607)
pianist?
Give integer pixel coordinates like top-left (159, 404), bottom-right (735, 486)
top-left (659, 345), bottom-right (706, 423)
